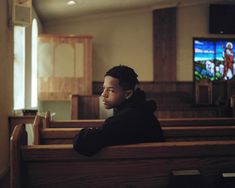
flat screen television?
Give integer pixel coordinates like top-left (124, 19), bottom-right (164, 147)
top-left (193, 38), bottom-right (235, 81)
top-left (209, 4), bottom-right (235, 34)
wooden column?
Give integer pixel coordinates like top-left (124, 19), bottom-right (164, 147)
top-left (153, 7), bottom-right (176, 82)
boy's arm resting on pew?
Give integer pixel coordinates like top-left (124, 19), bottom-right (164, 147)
top-left (73, 128), bottom-right (103, 156)
top-left (73, 112), bottom-right (164, 156)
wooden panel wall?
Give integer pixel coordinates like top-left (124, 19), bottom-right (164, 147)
top-left (70, 95), bottom-right (100, 119)
top-left (153, 8), bottom-right (176, 82)
top-left (38, 34), bottom-right (93, 101)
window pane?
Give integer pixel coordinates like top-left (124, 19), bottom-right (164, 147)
top-left (14, 26), bottom-right (25, 110)
top-left (31, 19), bottom-right (38, 108)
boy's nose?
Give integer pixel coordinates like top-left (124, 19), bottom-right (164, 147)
top-left (101, 90), bottom-right (107, 98)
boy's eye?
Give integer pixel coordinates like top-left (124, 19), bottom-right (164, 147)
top-left (102, 88), bottom-right (115, 94)
top-left (108, 89), bottom-right (115, 93)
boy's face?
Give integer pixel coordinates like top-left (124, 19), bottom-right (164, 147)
top-left (101, 76), bottom-right (126, 109)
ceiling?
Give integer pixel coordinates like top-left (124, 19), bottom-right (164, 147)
top-left (32, 0), bottom-right (228, 24)
top-left (32, 0), bottom-right (184, 24)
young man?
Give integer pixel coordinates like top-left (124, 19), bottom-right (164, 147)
top-left (73, 65), bottom-right (164, 156)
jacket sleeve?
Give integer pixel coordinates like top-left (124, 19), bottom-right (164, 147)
top-left (73, 128), bottom-right (103, 156)
top-left (72, 115), bottom-right (128, 156)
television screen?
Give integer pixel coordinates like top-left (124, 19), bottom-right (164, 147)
top-left (209, 4), bottom-right (235, 34)
top-left (193, 38), bottom-right (235, 81)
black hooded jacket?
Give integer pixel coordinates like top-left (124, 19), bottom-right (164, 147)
top-left (73, 88), bottom-right (164, 156)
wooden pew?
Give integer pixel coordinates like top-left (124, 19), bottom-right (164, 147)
top-left (70, 92), bottom-right (232, 118)
top-left (8, 115), bottom-right (35, 135)
top-left (36, 126), bottom-right (235, 144)
top-left (10, 124), bottom-right (27, 188)
top-left (43, 111), bottom-right (104, 128)
top-left (155, 105), bottom-right (222, 118)
top-left (45, 119), bottom-right (104, 128)
top-left (32, 114), bottom-right (235, 144)
top-left (45, 117), bottom-right (235, 128)
top-left (43, 111), bottom-right (235, 128)
top-left (11, 124), bottom-right (235, 188)
top-left (29, 113), bottom-right (235, 144)
top-left (160, 117), bottom-right (235, 127)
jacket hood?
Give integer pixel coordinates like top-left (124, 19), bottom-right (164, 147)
top-left (116, 88), bottom-right (157, 113)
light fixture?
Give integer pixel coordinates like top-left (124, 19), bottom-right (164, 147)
top-left (67, 0), bottom-right (77, 6)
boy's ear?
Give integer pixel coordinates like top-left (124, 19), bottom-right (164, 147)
top-left (125, 89), bottom-right (134, 99)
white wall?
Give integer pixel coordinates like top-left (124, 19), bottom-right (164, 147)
top-left (44, 2), bottom-right (235, 82)
top-left (44, 10), bottom-right (153, 81)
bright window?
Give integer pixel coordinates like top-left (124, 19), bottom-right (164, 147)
top-left (14, 26), bottom-right (25, 110)
top-left (31, 19), bottom-right (38, 108)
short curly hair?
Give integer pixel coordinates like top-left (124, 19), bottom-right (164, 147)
top-left (105, 65), bottom-right (139, 90)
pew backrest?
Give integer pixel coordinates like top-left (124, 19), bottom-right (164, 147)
top-left (31, 114), bottom-right (235, 144)
top-left (160, 117), bottom-right (235, 126)
top-left (39, 126), bottom-right (235, 144)
top-left (44, 111), bottom-right (235, 128)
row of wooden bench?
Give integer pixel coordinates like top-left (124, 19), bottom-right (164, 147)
top-left (44, 111), bottom-right (235, 127)
top-left (8, 111), bottom-right (235, 134)
top-left (10, 114), bottom-right (235, 188)
top-left (43, 117), bottom-right (235, 127)
top-left (33, 114), bottom-right (235, 144)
